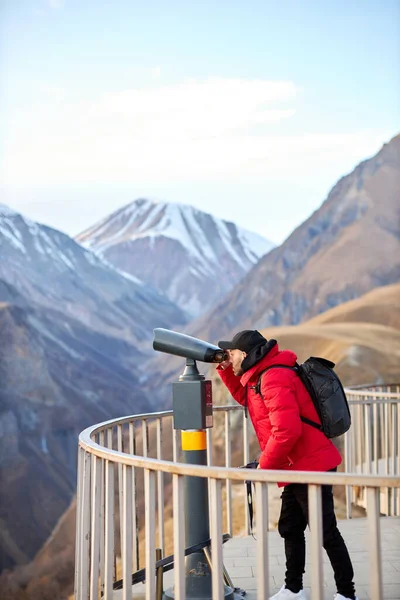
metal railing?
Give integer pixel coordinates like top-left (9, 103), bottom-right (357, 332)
top-left (74, 387), bottom-right (400, 600)
top-left (345, 385), bottom-right (400, 517)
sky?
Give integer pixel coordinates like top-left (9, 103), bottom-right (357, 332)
top-left (0, 0), bottom-right (399, 245)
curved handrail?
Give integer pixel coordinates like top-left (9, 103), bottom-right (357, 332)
top-left (345, 388), bottom-right (400, 399)
top-left (74, 391), bottom-right (400, 600)
top-left (78, 404), bottom-right (399, 488)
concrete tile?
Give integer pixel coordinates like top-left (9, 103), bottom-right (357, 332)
top-left (233, 555), bottom-right (279, 567)
top-left (354, 584), bottom-right (371, 599)
top-left (228, 566), bottom-right (253, 578)
top-left (382, 553), bottom-right (400, 561)
top-left (229, 576), bottom-right (268, 590)
top-left (382, 583), bottom-right (400, 600)
top-left (225, 536), bottom-right (256, 547)
top-left (224, 546), bottom-right (250, 557)
top-left (238, 592), bottom-right (257, 600)
top-left (382, 571), bottom-right (400, 584)
top-left (123, 517), bottom-right (400, 600)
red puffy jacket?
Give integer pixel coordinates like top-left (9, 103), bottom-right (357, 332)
top-left (217, 343), bottom-right (341, 485)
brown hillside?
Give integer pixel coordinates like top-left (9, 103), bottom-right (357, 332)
top-left (0, 302), bottom-right (153, 575)
top-left (306, 282), bottom-right (400, 329)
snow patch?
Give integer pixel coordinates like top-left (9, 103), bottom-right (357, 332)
top-left (0, 222), bottom-right (27, 254)
top-left (118, 269), bottom-right (143, 285)
top-left (28, 315), bottom-right (82, 359)
top-left (76, 199), bottom-right (275, 309)
top-left (58, 251), bottom-right (75, 269)
top-left (84, 249), bottom-right (100, 266)
top-left (41, 435), bottom-right (49, 454)
top-left (33, 234), bottom-right (45, 255)
top-left (81, 200), bottom-right (274, 270)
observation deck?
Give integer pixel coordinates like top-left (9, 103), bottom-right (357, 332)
top-left (74, 385), bottom-right (400, 600)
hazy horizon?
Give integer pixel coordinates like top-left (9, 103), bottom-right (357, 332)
top-left (1, 0), bottom-right (399, 244)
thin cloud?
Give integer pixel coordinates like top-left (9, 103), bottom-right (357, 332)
top-left (97, 77), bottom-right (297, 138)
top-left (1, 77), bottom-right (390, 190)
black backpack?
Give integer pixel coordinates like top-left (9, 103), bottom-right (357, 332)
top-left (252, 357), bottom-right (351, 438)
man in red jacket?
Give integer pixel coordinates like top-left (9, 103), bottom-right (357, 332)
top-left (216, 329), bottom-right (358, 600)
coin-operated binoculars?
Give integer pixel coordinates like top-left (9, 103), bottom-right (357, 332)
top-left (153, 328), bottom-right (236, 600)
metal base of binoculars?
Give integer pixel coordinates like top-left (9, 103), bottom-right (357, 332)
top-left (163, 359), bottom-right (237, 600)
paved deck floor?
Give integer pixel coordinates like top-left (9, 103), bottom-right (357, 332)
top-left (122, 517), bottom-right (400, 600)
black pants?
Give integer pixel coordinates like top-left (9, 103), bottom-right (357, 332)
top-left (278, 471), bottom-right (356, 599)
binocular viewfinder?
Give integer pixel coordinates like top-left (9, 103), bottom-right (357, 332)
top-left (153, 328), bottom-right (228, 363)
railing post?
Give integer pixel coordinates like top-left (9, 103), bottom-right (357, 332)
top-left (122, 465), bottom-right (133, 600)
top-left (373, 401), bottom-right (378, 474)
top-left (397, 400), bottom-right (400, 516)
top-left (344, 430), bottom-right (352, 519)
top-left (391, 402), bottom-right (397, 515)
top-left (104, 458), bottom-right (115, 600)
top-left (173, 474), bottom-right (186, 600)
top-left (80, 450), bottom-right (92, 600)
top-left (367, 487), bottom-right (383, 600)
top-left (207, 427), bottom-right (213, 512)
top-left (255, 481), bottom-right (270, 600)
top-left (145, 468), bottom-right (156, 600)
top-left (384, 402), bottom-right (390, 514)
top-left (243, 410), bottom-right (250, 534)
top-left (99, 431), bottom-right (105, 595)
top-left (210, 478), bottom-right (224, 600)
top-left (128, 421), bottom-right (139, 571)
top-left (224, 410), bottom-right (233, 537)
top-left (156, 418), bottom-right (165, 554)
top-left (90, 455), bottom-right (102, 600)
top-left (117, 424), bottom-right (124, 559)
top-left (365, 402), bottom-right (372, 473)
top-left (74, 446), bottom-right (84, 600)
top-left (308, 484), bottom-right (324, 600)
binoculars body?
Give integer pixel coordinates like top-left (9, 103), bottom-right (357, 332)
top-left (153, 328), bottom-right (228, 363)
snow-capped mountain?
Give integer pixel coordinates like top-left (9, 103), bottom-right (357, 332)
top-left (0, 203), bottom-right (189, 570)
top-left (76, 199), bottom-right (275, 317)
top-left (0, 203), bottom-right (187, 351)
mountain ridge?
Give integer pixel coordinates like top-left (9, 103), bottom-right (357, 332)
top-left (76, 199), bottom-right (274, 317)
top-left (189, 133), bottom-right (400, 341)
top-left (0, 203), bottom-right (187, 352)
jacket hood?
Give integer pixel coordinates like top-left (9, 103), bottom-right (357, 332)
top-left (240, 344), bottom-right (298, 386)
top-left (241, 338), bottom-right (277, 372)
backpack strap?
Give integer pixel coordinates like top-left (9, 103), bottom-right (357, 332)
top-left (246, 480), bottom-right (254, 535)
top-left (251, 364), bottom-right (323, 432)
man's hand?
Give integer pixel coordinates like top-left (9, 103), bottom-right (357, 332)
top-left (217, 349), bottom-right (231, 370)
top-left (219, 357), bottom-right (232, 370)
